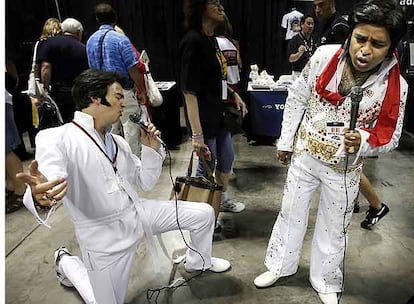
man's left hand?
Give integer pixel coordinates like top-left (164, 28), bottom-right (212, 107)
top-left (344, 128), bottom-right (361, 154)
top-left (16, 160), bottom-right (67, 207)
top-left (140, 122), bottom-right (161, 150)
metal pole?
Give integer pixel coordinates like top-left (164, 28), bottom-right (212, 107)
top-left (54, 0), bottom-right (62, 21)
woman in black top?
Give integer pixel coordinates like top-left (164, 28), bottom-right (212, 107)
top-left (180, 0), bottom-right (247, 213)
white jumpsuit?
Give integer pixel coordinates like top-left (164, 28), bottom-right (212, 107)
top-left (264, 45), bottom-right (408, 293)
top-left (23, 111), bottom-right (216, 304)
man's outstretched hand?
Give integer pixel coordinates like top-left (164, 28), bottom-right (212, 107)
top-left (16, 160), bottom-right (67, 207)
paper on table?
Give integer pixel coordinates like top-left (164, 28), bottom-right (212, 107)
top-left (155, 81), bottom-right (176, 91)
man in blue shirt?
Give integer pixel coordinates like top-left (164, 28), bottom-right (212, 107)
top-left (86, 3), bottom-right (146, 156)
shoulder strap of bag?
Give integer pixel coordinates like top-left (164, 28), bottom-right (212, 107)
top-left (44, 95), bottom-right (64, 124)
top-left (99, 30), bottom-right (112, 69)
top-left (187, 152), bottom-right (214, 180)
top-left (31, 41), bottom-right (40, 72)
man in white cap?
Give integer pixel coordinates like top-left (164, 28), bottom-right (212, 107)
top-left (39, 17), bottom-right (88, 123)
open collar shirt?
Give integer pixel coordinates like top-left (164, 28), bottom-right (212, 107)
top-left (22, 111), bottom-right (165, 269)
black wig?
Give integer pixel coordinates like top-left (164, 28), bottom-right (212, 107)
top-left (348, 0), bottom-right (406, 56)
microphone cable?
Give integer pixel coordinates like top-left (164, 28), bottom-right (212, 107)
top-left (338, 86), bottom-right (362, 303)
top-left (129, 113), bottom-right (207, 278)
top-left (145, 147), bottom-right (207, 303)
top-left (337, 154), bottom-right (350, 304)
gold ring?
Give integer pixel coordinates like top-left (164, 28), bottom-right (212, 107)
top-left (41, 194), bottom-right (58, 206)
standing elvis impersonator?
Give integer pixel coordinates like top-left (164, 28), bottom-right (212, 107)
top-left (17, 69), bottom-right (231, 304)
top-left (254, 1), bottom-right (408, 304)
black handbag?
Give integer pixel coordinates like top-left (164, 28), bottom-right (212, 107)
top-left (222, 103), bottom-right (243, 134)
top-left (37, 95), bottom-right (63, 130)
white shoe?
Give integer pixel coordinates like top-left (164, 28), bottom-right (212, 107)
top-left (220, 199), bottom-right (245, 213)
top-left (54, 246), bottom-right (74, 287)
top-left (185, 257), bottom-right (231, 273)
top-left (318, 292), bottom-right (338, 304)
top-left (253, 271), bottom-right (279, 288)
top-left (210, 257), bottom-right (231, 272)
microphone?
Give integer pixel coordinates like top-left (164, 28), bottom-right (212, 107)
top-left (349, 86), bottom-right (363, 131)
top-left (347, 86), bottom-right (363, 154)
top-left (129, 113), bottom-right (167, 148)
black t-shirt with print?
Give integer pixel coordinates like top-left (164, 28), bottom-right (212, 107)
top-left (179, 30), bottom-right (224, 139)
top-left (287, 33), bottom-right (315, 72)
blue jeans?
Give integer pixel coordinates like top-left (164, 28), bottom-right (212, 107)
top-left (196, 128), bottom-right (234, 177)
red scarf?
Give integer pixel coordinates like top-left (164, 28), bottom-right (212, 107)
top-left (315, 47), bottom-right (401, 147)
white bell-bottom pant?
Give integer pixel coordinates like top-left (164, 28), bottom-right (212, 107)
top-left (264, 152), bottom-right (361, 293)
top-left (72, 199), bottom-right (214, 304)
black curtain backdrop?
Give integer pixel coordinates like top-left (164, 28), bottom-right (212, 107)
top-left (7, 0), bottom-right (413, 83)
top-left (5, 0), bottom-right (414, 134)
top-left (6, 0), bottom-right (292, 83)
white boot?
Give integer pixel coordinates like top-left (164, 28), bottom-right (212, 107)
top-left (318, 292), bottom-right (338, 304)
top-left (253, 271), bottom-right (279, 288)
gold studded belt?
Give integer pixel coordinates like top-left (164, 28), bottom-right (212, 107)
top-left (299, 127), bottom-right (340, 162)
top-left (297, 126), bottom-right (364, 172)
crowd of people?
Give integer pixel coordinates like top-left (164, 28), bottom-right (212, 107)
top-left (6, 0), bottom-right (411, 304)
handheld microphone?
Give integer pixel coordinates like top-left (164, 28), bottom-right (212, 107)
top-left (349, 86), bottom-right (363, 131)
top-left (347, 86), bottom-right (363, 154)
top-left (129, 113), bottom-right (167, 148)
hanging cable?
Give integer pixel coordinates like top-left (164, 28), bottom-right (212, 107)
top-left (145, 148), bottom-right (206, 304)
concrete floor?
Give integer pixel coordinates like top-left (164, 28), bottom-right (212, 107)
top-left (5, 132), bottom-right (414, 304)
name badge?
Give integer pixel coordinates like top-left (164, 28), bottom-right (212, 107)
top-left (326, 122), bottom-right (345, 140)
top-left (222, 79), bottom-right (228, 100)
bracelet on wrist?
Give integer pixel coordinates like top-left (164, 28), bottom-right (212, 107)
top-left (191, 133), bottom-right (203, 140)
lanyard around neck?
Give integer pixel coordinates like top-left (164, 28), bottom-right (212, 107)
top-left (208, 36), bottom-right (227, 80)
top-left (299, 32), bottom-right (314, 53)
top-left (72, 121), bottom-right (119, 173)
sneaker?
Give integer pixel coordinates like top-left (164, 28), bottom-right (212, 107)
top-left (361, 203), bottom-right (389, 230)
top-left (6, 189), bottom-right (14, 199)
top-left (229, 169), bottom-right (237, 181)
top-left (214, 219), bottom-right (223, 233)
top-left (6, 193), bottom-right (24, 214)
top-left (185, 257), bottom-right (231, 273)
top-left (353, 201), bottom-right (360, 213)
top-left (220, 199), bottom-right (245, 213)
top-left (209, 257), bottom-right (231, 272)
top-left (54, 246), bottom-right (74, 287)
